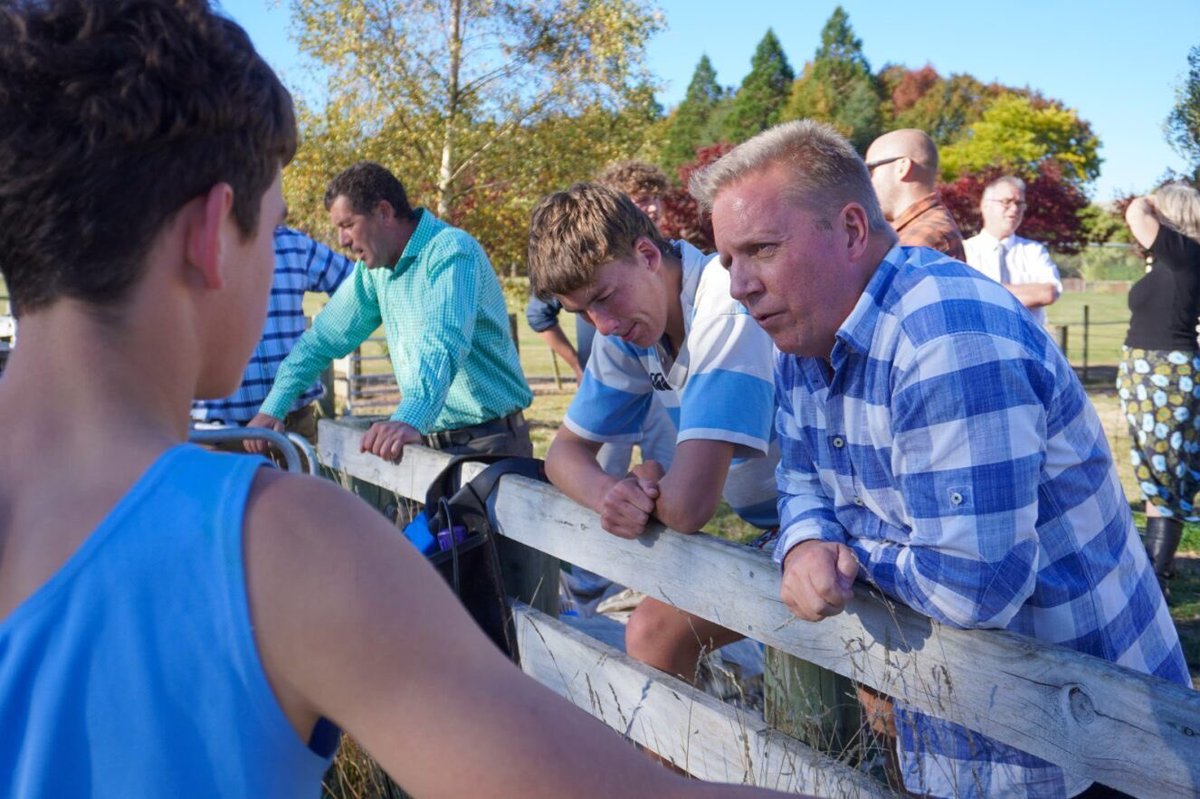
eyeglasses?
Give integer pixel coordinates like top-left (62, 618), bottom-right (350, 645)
top-left (986, 198), bottom-right (1027, 210)
top-left (864, 156), bottom-right (904, 173)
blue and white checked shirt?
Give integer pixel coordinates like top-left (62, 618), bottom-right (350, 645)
top-left (192, 227), bottom-right (353, 425)
top-left (775, 245), bottom-right (1189, 798)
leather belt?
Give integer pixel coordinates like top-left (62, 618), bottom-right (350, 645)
top-left (426, 411), bottom-right (526, 449)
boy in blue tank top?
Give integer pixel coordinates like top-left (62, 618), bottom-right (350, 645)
top-left (0, 3), bottom-right (804, 798)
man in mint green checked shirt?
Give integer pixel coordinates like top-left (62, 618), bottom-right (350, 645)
top-left (249, 162), bottom-right (532, 461)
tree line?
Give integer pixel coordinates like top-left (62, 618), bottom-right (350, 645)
top-left (280, 1), bottom-right (1200, 271)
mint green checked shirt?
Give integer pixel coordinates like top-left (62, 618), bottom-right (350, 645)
top-left (260, 209), bottom-right (531, 433)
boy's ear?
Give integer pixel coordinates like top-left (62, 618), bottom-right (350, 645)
top-left (185, 183), bottom-right (236, 290)
top-left (634, 236), bottom-right (662, 272)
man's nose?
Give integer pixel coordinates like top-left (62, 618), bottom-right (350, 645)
top-left (728, 262), bottom-right (753, 303)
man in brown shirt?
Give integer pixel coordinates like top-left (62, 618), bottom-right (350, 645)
top-left (865, 128), bottom-right (966, 260)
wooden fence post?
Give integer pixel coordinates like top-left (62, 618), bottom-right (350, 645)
top-left (764, 648), bottom-right (863, 756)
top-left (1055, 324), bottom-right (1069, 357)
top-left (1082, 304), bottom-right (1090, 384)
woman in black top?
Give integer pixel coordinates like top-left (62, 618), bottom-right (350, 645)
top-left (1117, 182), bottom-right (1200, 599)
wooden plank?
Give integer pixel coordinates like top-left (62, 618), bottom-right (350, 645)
top-left (514, 604), bottom-right (894, 798)
top-left (318, 420), bottom-right (459, 501)
top-left (491, 477), bottom-right (1200, 798)
top-left (316, 418), bottom-right (1200, 797)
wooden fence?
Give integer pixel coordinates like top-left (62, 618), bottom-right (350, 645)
top-left (318, 419), bottom-right (1200, 798)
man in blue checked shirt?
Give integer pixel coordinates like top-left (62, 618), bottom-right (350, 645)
top-left (248, 162), bottom-right (532, 460)
top-left (191, 226), bottom-right (352, 441)
top-left (692, 120), bottom-right (1190, 799)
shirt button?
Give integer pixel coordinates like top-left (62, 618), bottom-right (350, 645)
top-left (853, 496), bottom-right (864, 506)
top-left (949, 491), bottom-right (963, 505)
top-left (832, 436), bottom-right (845, 448)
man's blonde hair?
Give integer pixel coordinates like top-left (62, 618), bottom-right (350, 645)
top-left (595, 160), bottom-right (670, 198)
top-left (689, 119), bottom-right (888, 232)
top-left (528, 182), bottom-right (668, 299)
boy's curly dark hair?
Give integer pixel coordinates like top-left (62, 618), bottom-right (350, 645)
top-left (0, 0), bottom-right (297, 315)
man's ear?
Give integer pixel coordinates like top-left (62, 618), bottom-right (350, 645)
top-left (374, 199), bottom-right (396, 223)
top-left (840, 203), bottom-right (871, 260)
top-left (185, 183), bottom-right (236, 290)
top-left (896, 156), bottom-right (915, 181)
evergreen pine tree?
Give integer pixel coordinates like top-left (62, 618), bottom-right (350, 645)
top-left (784, 6), bottom-right (882, 152)
top-left (662, 55), bottom-right (725, 172)
top-left (720, 29), bottom-right (795, 143)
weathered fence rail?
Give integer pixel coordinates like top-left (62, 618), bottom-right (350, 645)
top-left (319, 419), bottom-right (1200, 798)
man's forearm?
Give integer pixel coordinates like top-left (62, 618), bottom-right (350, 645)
top-left (260, 332), bottom-right (337, 419)
top-left (848, 531), bottom-right (1037, 630)
top-left (1004, 281), bottom-right (1059, 309)
top-left (537, 325), bottom-right (583, 379)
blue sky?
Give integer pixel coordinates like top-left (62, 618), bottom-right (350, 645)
top-left (225, 0), bottom-right (1200, 201)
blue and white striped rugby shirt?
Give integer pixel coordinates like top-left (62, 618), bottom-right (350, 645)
top-left (192, 227), bottom-right (352, 425)
top-left (774, 245), bottom-right (1189, 798)
top-left (564, 241), bottom-right (780, 529)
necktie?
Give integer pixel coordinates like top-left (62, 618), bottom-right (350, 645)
top-left (997, 242), bottom-right (1011, 284)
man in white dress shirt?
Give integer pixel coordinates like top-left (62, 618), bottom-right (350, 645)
top-left (963, 175), bottom-right (1061, 326)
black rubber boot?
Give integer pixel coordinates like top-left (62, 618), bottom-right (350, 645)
top-left (1144, 516), bottom-right (1184, 601)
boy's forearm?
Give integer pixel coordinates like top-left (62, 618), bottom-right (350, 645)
top-left (652, 474), bottom-right (721, 533)
top-left (648, 440), bottom-right (735, 533)
top-left (546, 434), bottom-right (618, 514)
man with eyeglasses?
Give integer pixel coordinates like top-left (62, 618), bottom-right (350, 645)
top-left (864, 129), bottom-right (965, 260)
top-left (964, 175), bottom-right (1062, 326)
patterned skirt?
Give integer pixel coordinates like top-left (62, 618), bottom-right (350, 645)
top-left (1116, 346), bottom-right (1200, 520)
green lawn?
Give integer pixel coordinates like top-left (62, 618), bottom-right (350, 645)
top-left (1045, 286), bottom-right (1131, 371)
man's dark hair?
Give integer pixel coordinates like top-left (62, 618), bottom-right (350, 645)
top-left (0, 0), bottom-right (297, 316)
top-left (324, 162), bottom-right (415, 220)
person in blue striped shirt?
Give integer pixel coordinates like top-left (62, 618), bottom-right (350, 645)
top-left (692, 119), bottom-right (1190, 799)
top-left (191, 226), bottom-right (352, 440)
top-left (528, 182), bottom-right (779, 682)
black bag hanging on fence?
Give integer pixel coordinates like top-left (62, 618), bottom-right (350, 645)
top-left (421, 454), bottom-right (547, 663)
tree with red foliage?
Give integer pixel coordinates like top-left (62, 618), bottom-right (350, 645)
top-left (658, 142), bottom-right (735, 250)
top-left (889, 64), bottom-right (940, 115)
top-left (939, 161), bottom-right (1089, 255)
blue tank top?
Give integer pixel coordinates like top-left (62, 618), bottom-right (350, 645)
top-left (0, 445), bottom-right (335, 797)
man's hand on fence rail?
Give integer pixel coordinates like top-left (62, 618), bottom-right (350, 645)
top-left (780, 540), bottom-right (859, 621)
top-left (244, 413), bottom-right (285, 453)
top-left (360, 420), bottom-right (423, 461)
